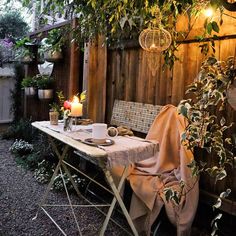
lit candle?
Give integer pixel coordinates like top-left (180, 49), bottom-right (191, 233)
top-left (70, 96), bottom-right (83, 117)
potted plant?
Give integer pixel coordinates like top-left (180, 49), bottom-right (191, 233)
top-left (49, 102), bottom-right (60, 125)
top-left (14, 37), bottom-right (35, 63)
top-left (21, 76), bottom-right (37, 96)
top-left (39, 28), bottom-right (64, 62)
top-left (36, 74), bottom-right (54, 100)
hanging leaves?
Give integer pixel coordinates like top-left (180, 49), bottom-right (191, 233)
top-left (178, 56), bottom-right (235, 185)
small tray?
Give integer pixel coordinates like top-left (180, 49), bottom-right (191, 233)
top-left (83, 138), bottom-right (114, 146)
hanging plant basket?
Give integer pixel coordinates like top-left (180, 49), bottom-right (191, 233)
top-left (38, 89), bottom-right (53, 100)
top-left (24, 87), bottom-right (36, 96)
top-left (21, 55), bottom-right (34, 64)
top-left (44, 50), bottom-right (63, 62)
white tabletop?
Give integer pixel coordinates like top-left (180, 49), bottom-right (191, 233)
top-left (32, 121), bottom-right (159, 168)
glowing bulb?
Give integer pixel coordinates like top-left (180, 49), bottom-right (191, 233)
top-left (150, 43), bottom-right (156, 49)
top-left (204, 8), bottom-right (214, 17)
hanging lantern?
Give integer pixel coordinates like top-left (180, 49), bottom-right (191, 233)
top-left (139, 28), bottom-right (172, 53)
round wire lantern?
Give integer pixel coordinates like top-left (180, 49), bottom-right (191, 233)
top-left (139, 28), bottom-right (172, 52)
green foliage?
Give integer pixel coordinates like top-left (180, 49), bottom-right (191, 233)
top-left (1, 118), bottom-right (37, 142)
top-left (0, 10), bottom-right (29, 38)
top-left (21, 76), bottom-right (37, 88)
top-left (178, 56), bottom-right (235, 187)
top-left (33, 160), bottom-right (55, 183)
top-left (35, 74), bottom-right (54, 89)
top-left (14, 37), bottom-right (37, 61)
top-left (19, 0), bottom-right (225, 68)
top-left (9, 139), bottom-right (34, 155)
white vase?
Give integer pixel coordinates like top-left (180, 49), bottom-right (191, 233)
top-left (38, 89), bottom-right (53, 100)
top-left (24, 87), bottom-right (36, 96)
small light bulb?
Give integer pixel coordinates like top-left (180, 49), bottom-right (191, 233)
top-left (204, 8), bottom-right (214, 17)
top-left (150, 43), bottom-right (156, 49)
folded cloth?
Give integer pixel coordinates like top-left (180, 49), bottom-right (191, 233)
top-left (127, 104), bottom-right (199, 236)
top-left (117, 126), bottom-right (134, 136)
top-left (77, 119), bottom-right (93, 125)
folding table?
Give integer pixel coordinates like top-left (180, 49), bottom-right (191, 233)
top-left (32, 121), bottom-right (159, 236)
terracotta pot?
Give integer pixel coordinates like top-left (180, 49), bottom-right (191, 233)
top-left (44, 50), bottom-right (63, 62)
top-left (24, 87), bottom-right (36, 96)
top-left (38, 89), bottom-right (53, 100)
top-left (49, 111), bottom-right (59, 125)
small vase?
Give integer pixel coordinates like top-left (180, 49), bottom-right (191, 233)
top-left (49, 111), bottom-right (59, 125)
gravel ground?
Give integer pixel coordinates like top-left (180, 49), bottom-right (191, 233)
top-left (0, 138), bottom-right (129, 236)
top-left (0, 130), bottom-right (212, 236)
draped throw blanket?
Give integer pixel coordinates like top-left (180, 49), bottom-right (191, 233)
top-left (127, 105), bottom-right (199, 236)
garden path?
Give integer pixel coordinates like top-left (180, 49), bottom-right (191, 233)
top-left (0, 131), bottom-right (209, 236)
top-left (0, 137), bottom-right (128, 236)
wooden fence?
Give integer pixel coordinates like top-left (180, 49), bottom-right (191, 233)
top-left (23, 10), bottom-right (236, 212)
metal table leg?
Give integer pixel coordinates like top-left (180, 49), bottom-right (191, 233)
top-left (100, 165), bottom-right (139, 236)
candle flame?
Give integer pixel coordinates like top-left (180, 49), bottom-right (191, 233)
top-left (72, 95), bottom-right (79, 103)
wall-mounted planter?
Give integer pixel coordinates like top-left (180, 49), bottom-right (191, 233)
top-left (38, 89), bottom-right (53, 100)
top-left (21, 56), bottom-right (34, 64)
top-left (24, 87), bottom-right (36, 96)
top-left (44, 50), bottom-right (63, 62)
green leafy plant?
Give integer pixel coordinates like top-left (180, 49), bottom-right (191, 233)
top-left (35, 74), bottom-right (54, 89)
top-left (1, 118), bottom-right (37, 142)
top-left (9, 139), bottom-right (34, 156)
top-left (21, 76), bottom-right (37, 88)
top-left (178, 56), bottom-right (235, 234)
top-left (19, 0), bottom-right (227, 69)
top-left (14, 36), bottom-right (36, 61)
top-left (33, 160), bottom-right (55, 184)
top-left (40, 28), bottom-right (64, 53)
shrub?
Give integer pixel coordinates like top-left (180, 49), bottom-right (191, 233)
top-left (9, 139), bottom-right (33, 155)
top-left (33, 160), bottom-right (55, 184)
top-left (21, 76), bottom-right (37, 88)
top-left (1, 118), bottom-right (37, 142)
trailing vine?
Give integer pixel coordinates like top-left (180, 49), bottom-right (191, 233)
top-left (178, 56), bottom-right (236, 234)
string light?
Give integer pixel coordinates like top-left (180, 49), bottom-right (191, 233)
top-left (204, 7), bottom-right (214, 17)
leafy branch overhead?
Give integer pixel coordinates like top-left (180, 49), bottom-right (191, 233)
top-left (20, 0), bottom-right (227, 68)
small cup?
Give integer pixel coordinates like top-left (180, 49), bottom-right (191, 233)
top-left (92, 123), bottom-right (118, 144)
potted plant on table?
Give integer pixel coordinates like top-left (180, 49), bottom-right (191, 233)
top-left (21, 76), bottom-right (37, 96)
top-left (36, 74), bottom-right (54, 100)
top-left (49, 102), bottom-right (60, 125)
top-left (39, 28), bottom-right (64, 62)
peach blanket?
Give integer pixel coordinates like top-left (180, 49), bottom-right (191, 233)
top-left (127, 105), bottom-right (199, 236)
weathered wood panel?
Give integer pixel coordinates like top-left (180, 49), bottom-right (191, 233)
top-left (83, 35), bottom-right (107, 123)
top-left (176, 9), bottom-right (236, 40)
